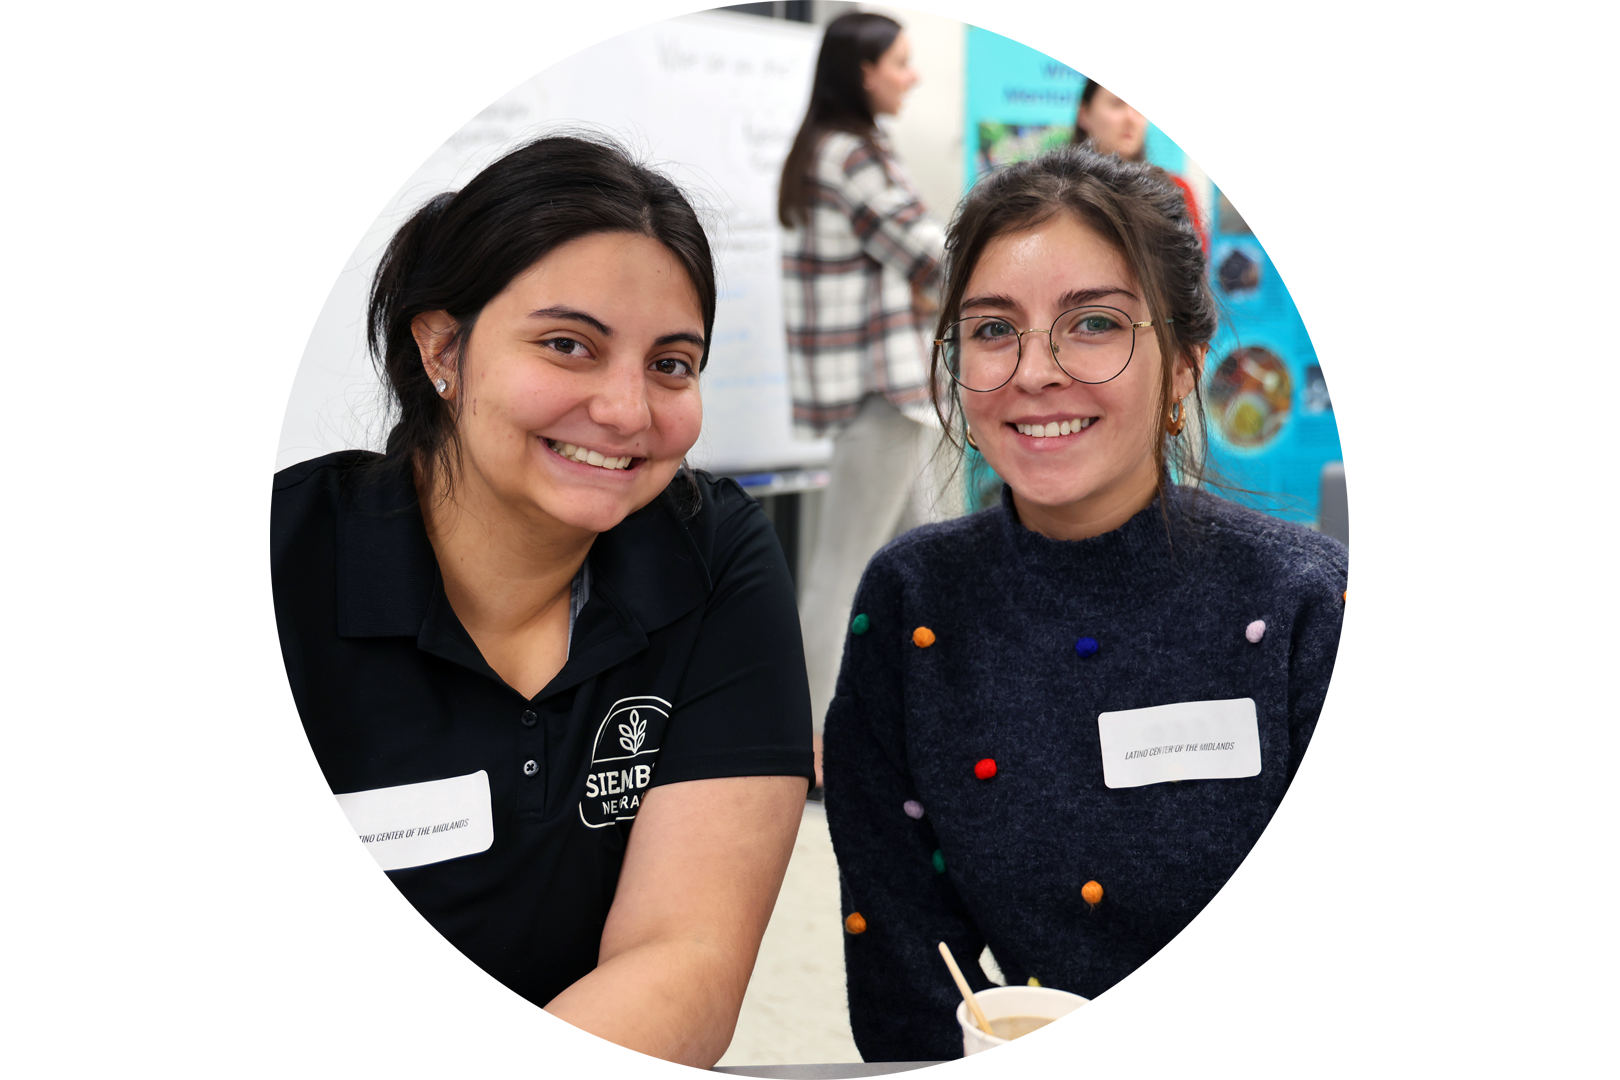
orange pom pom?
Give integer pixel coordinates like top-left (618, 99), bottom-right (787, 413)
top-left (912, 626), bottom-right (936, 648)
top-left (845, 912), bottom-right (867, 934)
top-left (1081, 880), bottom-right (1104, 906)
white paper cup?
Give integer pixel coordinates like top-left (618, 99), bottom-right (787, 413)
top-left (952, 990), bottom-right (1095, 1080)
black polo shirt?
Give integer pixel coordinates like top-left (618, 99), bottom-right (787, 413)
top-left (271, 451), bottom-right (813, 1008)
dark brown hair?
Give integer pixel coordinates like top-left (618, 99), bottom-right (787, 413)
top-left (930, 145), bottom-right (1219, 512)
top-left (1071, 78), bottom-right (1102, 146)
top-left (367, 133), bottom-right (716, 504)
top-left (777, 12), bottom-right (902, 228)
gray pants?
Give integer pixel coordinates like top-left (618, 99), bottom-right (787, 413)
top-left (800, 394), bottom-right (956, 735)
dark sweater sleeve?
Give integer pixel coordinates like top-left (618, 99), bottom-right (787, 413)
top-left (1284, 537), bottom-right (1348, 783)
top-left (824, 550), bottom-right (988, 1063)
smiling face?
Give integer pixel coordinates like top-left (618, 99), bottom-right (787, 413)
top-left (956, 211), bottom-right (1193, 540)
top-left (862, 31), bottom-right (918, 117)
top-left (416, 231), bottom-right (706, 538)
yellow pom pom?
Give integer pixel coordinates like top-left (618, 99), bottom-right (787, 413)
top-left (1027, 976), bottom-right (1041, 988)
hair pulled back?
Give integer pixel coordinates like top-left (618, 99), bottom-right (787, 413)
top-left (368, 133), bottom-right (717, 498)
top-left (777, 12), bottom-right (902, 228)
top-left (931, 145), bottom-right (1219, 509)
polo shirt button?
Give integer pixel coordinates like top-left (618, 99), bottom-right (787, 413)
top-left (522, 759), bottom-right (538, 777)
top-left (521, 709), bottom-right (538, 727)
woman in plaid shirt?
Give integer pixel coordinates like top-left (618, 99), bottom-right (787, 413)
top-left (778, 12), bottom-right (950, 786)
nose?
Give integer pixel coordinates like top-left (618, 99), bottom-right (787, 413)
top-left (1012, 330), bottom-right (1071, 394)
top-left (588, 357), bottom-right (653, 435)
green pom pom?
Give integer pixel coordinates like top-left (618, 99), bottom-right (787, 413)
top-left (850, 613), bottom-right (871, 635)
top-left (931, 849), bottom-right (945, 874)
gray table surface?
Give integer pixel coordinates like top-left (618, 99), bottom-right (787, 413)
top-left (713, 1063), bottom-right (942, 1078)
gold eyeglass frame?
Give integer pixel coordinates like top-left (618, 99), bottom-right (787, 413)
top-left (934, 305), bottom-right (1173, 392)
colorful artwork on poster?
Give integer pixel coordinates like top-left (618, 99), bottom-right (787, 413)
top-left (976, 121), bottom-right (1071, 173)
top-left (1218, 242), bottom-right (1263, 297)
top-left (1208, 347), bottom-right (1293, 449)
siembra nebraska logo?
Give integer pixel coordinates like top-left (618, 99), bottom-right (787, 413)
top-left (578, 695), bottom-right (670, 829)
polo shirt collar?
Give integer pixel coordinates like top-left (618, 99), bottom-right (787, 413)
top-left (335, 459), bottom-right (712, 698)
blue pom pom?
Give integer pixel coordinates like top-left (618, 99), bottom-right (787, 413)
top-left (1074, 636), bottom-right (1100, 658)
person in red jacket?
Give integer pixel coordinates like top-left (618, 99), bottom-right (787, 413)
top-left (1073, 80), bottom-right (1207, 252)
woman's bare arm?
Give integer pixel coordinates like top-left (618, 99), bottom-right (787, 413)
top-left (544, 773), bottom-right (806, 1067)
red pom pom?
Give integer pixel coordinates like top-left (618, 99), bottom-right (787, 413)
top-left (974, 758), bottom-right (997, 780)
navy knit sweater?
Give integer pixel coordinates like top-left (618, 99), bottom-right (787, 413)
top-left (824, 485), bottom-right (1347, 1062)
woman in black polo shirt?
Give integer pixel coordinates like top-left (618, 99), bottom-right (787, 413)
top-left (271, 135), bottom-right (814, 1068)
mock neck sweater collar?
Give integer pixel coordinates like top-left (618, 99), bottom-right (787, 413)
top-left (992, 483), bottom-right (1191, 603)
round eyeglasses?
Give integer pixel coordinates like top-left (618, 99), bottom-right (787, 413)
top-left (935, 305), bottom-right (1171, 393)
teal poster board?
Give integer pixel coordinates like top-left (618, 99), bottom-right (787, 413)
top-left (959, 0), bottom-right (1088, 186)
top-left (1201, 195), bottom-right (1340, 524)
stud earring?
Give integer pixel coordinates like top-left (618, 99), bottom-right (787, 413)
top-left (433, 378), bottom-right (448, 394)
top-left (1165, 399), bottom-right (1187, 436)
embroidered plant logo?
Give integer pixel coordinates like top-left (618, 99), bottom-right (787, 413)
top-left (579, 695), bottom-right (670, 829)
top-left (619, 710), bottom-right (648, 755)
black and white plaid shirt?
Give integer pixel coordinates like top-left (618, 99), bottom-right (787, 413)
top-left (781, 131), bottom-right (946, 437)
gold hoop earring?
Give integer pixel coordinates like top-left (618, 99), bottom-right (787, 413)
top-left (1165, 399), bottom-right (1187, 437)
top-left (965, 426), bottom-right (979, 450)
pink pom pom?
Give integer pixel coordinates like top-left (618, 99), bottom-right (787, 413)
top-left (1245, 619), bottom-right (1266, 643)
top-left (902, 800), bottom-right (924, 819)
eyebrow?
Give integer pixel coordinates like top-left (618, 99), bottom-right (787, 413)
top-left (1058, 286), bottom-right (1138, 308)
top-left (527, 307), bottom-right (705, 350)
top-left (527, 306), bottom-right (611, 335)
top-left (959, 293), bottom-right (1019, 313)
top-left (960, 286), bottom-right (1139, 313)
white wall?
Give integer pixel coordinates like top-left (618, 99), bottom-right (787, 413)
top-left (866, 4), bottom-right (968, 224)
top-left (275, 11), bottom-right (831, 476)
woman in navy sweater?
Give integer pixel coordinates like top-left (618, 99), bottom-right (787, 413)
top-left (824, 147), bottom-right (1347, 1061)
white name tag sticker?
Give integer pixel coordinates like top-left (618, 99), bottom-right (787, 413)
top-left (1097, 698), bottom-right (1262, 789)
top-left (333, 770), bottom-right (494, 872)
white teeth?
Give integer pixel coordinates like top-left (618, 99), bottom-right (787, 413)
top-left (1015, 418), bottom-right (1092, 438)
top-left (548, 440), bottom-right (634, 470)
